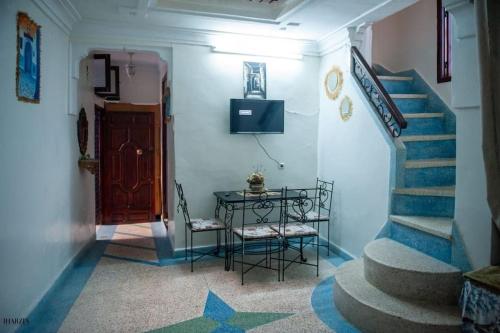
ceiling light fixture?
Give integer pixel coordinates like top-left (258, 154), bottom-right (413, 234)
top-left (125, 52), bottom-right (136, 78)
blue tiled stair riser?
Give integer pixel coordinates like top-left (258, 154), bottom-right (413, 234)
top-left (390, 222), bottom-right (451, 263)
top-left (404, 167), bottom-right (456, 188)
top-left (393, 98), bottom-right (428, 114)
top-left (404, 117), bottom-right (445, 135)
top-left (391, 194), bottom-right (455, 218)
top-left (378, 79), bottom-right (413, 94)
top-left (405, 140), bottom-right (456, 160)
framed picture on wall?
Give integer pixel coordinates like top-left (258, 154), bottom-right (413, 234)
top-left (95, 65), bottom-right (120, 101)
top-left (244, 62), bottom-right (266, 99)
top-left (16, 12), bottom-right (41, 104)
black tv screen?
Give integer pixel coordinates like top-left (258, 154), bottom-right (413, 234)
top-left (230, 99), bottom-right (284, 134)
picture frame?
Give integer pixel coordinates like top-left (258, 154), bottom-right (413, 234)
top-left (96, 65), bottom-right (120, 101)
top-left (93, 54), bottom-right (111, 95)
top-left (244, 62), bottom-right (266, 99)
top-left (16, 12), bottom-right (41, 104)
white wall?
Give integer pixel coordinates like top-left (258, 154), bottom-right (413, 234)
top-left (171, 44), bottom-right (319, 249)
top-left (317, 44), bottom-right (394, 257)
top-left (445, 1), bottom-right (491, 268)
top-left (0, 0), bottom-right (95, 327)
top-left (112, 62), bottom-right (160, 104)
top-left (372, 0), bottom-right (451, 105)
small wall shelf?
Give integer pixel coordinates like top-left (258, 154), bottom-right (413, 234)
top-left (78, 159), bottom-right (99, 175)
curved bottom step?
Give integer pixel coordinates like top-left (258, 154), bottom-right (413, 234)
top-left (334, 260), bottom-right (461, 333)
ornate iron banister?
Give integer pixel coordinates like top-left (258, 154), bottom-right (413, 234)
top-left (351, 46), bottom-right (407, 137)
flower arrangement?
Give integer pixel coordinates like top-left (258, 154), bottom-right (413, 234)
top-left (246, 167), bottom-right (265, 192)
top-left (247, 171), bottom-right (264, 185)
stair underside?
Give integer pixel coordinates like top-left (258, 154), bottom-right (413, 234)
top-left (393, 186), bottom-right (455, 197)
top-left (390, 215), bottom-right (453, 239)
top-left (335, 260), bottom-right (461, 333)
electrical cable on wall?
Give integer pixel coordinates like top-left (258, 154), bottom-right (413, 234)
top-left (253, 134), bottom-right (282, 168)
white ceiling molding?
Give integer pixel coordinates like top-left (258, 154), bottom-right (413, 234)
top-left (31, 0), bottom-right (81, 35)
top-left (71, 19), bottom-right (320, 56)
top-left (151, 0), bottom-right (307, 23)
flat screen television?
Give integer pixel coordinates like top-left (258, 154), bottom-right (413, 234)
top-left (230, 99), bottom-right (284, 134)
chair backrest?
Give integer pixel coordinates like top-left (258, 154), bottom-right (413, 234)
top-left (241, 189), bottom-right (284, 237)
top-left (284, 187), bottom-right (318, 222)
top-left (175, 181), bottom-right (191, 227)
top-left (314, 178), bottom-right (334, 216)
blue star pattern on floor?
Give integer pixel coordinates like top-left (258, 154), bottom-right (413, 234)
top-left (147, 291), bottom-right (293, 333)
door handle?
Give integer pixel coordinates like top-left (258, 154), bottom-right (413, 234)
top-left (136, 149), bottom-right (143, 155)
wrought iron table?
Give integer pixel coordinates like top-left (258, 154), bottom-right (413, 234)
top-left (213, 189), bottom-right (301, 271)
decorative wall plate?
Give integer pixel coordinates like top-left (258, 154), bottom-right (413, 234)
top-left (77, 107), bottom-right (89, 156)
top-left (324, 66), bottom-right (343, 100)
top-left (339, 96), bottom-right (353, 121)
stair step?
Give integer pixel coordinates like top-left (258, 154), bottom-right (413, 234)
top-left (400, 134), bottom-right (456, 142)
top-left (393, 187), bottom-right (455, 197)
top-left (392, 192), bottom-right (454, 218)
top-left (404, 115), bottom-right (446, 135)
top-left (390, 94), bottom-right (428, 99)
top-left (393, 98), bottom-right (428, 114)
top-left (404, 164), bottom-right (455, 188)
top-left (364, 238), bottom-right (461, 304)
top-left (389, 215), bottom-right (453, 240)
top-left (378, 75), bottom-right (413, 81)
top-left (405, 112), bottom-right (444, 119)
top-left (334, 260), bottom-right (461, 333)
top-left (404, 139), bottom-right (456, 160)
top-left (405, 159), bottom-right (456, 168)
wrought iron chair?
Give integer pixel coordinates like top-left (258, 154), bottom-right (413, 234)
top-left (175, 181), bottom-right (225, 272)
top-left (272, 187), bottom-right (320, 280)
top-left (232, 190), bottom-right (283, 285)
top-left (287, 178), bottom-right (334, 255)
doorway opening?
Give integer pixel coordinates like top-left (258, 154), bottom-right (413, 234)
top-left (80, 50), bottom-right (170, 226)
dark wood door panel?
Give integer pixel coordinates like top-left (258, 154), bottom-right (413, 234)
top-left (103, 111), bottom-right (155, 224)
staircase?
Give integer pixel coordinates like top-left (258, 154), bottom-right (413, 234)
top-left (335, 64), bottom-right (465, 333)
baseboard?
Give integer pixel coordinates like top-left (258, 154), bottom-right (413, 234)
top-left (17, 236), bottom-right (98, 333)
top-left (173, 236), bottom-right (356, 261)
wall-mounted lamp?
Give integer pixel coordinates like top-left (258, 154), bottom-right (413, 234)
top-left (125, 52), bottom-right (136, 78)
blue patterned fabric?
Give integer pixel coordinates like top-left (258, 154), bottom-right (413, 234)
top-left (461, 280), bottom-right (500, 333)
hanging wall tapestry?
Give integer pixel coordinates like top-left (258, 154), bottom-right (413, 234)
top-left (244, 62), bottom-right (266, 99)
top-left (16, 12), bottom-right (41, 103)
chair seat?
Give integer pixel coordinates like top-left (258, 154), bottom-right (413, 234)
top-left (270, 222), bottom-right (318, 237)
top-left (287, 210), bottom-right (329, 222)
top-left (233, 224), bottom-right (279, 240)
top-left (190, 218), bottom-right (225, 231)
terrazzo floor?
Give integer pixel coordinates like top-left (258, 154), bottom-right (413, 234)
top-left (21, 223), bottom-right (359, 333)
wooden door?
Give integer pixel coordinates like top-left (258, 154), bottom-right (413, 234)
top-left (102, 112), bottom-right (155, 224)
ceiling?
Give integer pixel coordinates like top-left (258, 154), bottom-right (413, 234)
top-left (70, 0), bottom-right (417, 41)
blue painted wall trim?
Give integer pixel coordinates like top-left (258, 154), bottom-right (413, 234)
top-left (17, 226), bottom-right (116, 333)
